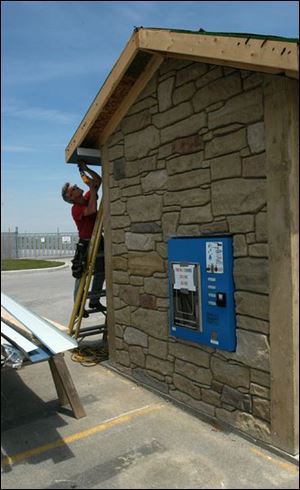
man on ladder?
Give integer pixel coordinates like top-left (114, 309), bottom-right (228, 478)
top-left (61, 162), bottom-right (106, 319)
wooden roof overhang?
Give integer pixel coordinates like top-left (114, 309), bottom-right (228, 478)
top-left (65, 27), bottom-right (299, 164)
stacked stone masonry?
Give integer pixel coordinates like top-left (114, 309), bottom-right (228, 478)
top-left (107, 58), bottom-right (271, 444)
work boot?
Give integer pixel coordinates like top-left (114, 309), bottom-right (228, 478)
top-left (88, 301), bottom-right (106, 313)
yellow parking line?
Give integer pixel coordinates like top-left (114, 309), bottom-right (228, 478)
top-left (1, 403), bottom-right (165, 468)
top-left (251, 447), bottom-right (299, 474)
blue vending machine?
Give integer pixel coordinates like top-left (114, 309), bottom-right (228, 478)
top-left (168, 235), bottom-right (236, 351)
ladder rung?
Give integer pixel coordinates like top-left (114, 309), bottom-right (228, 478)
top-left (77, 325), bottom-right (106, 338)
top-left (78, 324), bottom-right (106, 333)
top-left (77, 331), bottom-right (104, 338)
top-left (85, 309), bottom-right (107, 316)
top-left (86, 291), bottom-right (106, 299)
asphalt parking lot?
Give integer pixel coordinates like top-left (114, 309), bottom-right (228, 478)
top-left (1, 264), bottom-right (299, 489)
top-left (1, 344), bottom-right (299, 490)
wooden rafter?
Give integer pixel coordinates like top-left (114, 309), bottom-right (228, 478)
top-left (99, 54), bottom-right (164, 145)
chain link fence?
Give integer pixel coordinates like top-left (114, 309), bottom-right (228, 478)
top-left (1, 229), bottom-right (78, 259)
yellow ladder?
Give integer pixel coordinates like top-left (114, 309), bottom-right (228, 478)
top-left (68, 198), bottom-right (105, 339)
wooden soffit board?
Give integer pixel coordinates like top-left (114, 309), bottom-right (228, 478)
top-left (65, 28), bottom-right (299, 163)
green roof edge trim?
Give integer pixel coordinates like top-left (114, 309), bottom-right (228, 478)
top-left (140, 26), bottom-right (299, 44)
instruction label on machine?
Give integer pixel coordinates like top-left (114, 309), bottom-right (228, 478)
top-left (173, 264), bottom-right (196, 291)
top-left (206, 242), bottom-right (224, 274)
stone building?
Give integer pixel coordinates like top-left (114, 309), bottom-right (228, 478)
top-left (65, 28), bottom-right (299, 456)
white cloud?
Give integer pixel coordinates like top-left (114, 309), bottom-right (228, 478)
top-left (2, 55), bottom-right (112, 86)
top-left (108, 1), bottom-right (157, 24)
top-left (1, 145), bottom-right (37, 153)
top-left (2, 101), bottom-right (79, 125)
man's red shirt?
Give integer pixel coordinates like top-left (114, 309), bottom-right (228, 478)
top-left (72, 191), bottom-right (97, 239)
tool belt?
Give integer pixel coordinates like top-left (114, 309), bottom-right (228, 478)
top-left (71, 239), bottom-right (89, 279)
top-left (71, 236), bottom-right (104, 279)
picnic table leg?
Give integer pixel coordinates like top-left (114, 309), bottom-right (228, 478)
top-left (48, 353), bottom-right (86, 419)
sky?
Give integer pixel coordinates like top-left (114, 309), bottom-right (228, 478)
top-left (1, 1), bottom-right (299, 233)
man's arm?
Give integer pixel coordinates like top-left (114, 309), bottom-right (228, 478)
top-left (82, 184), bottom-right (98, 216)
top-left (79, 162), bottom-right (102, 189)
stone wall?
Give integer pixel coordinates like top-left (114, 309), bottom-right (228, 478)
top-left (106, 58), bottom-right (271, 444)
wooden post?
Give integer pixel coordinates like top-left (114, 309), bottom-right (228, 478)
top-left (264, 75), bottom-right (299, 455)
top-left (48, 354), bottom-right (86, 419)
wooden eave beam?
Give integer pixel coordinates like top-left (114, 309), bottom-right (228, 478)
top-left (138, 29), bottom-right (299, 79)
top-left (65, 30), bottom-right (139, 163)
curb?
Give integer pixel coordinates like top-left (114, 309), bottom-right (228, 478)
top-left (1, 262), bottom-right (70, 274)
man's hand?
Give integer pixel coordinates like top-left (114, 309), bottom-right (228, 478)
top-left (79, 162), bottom-right (102, 189)
top-left (78, 161), bottom-right (88, 171)
top-left (88, 178), bottom-right (102, 192)
top-left (88, 180), bottom-right (98, 189)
